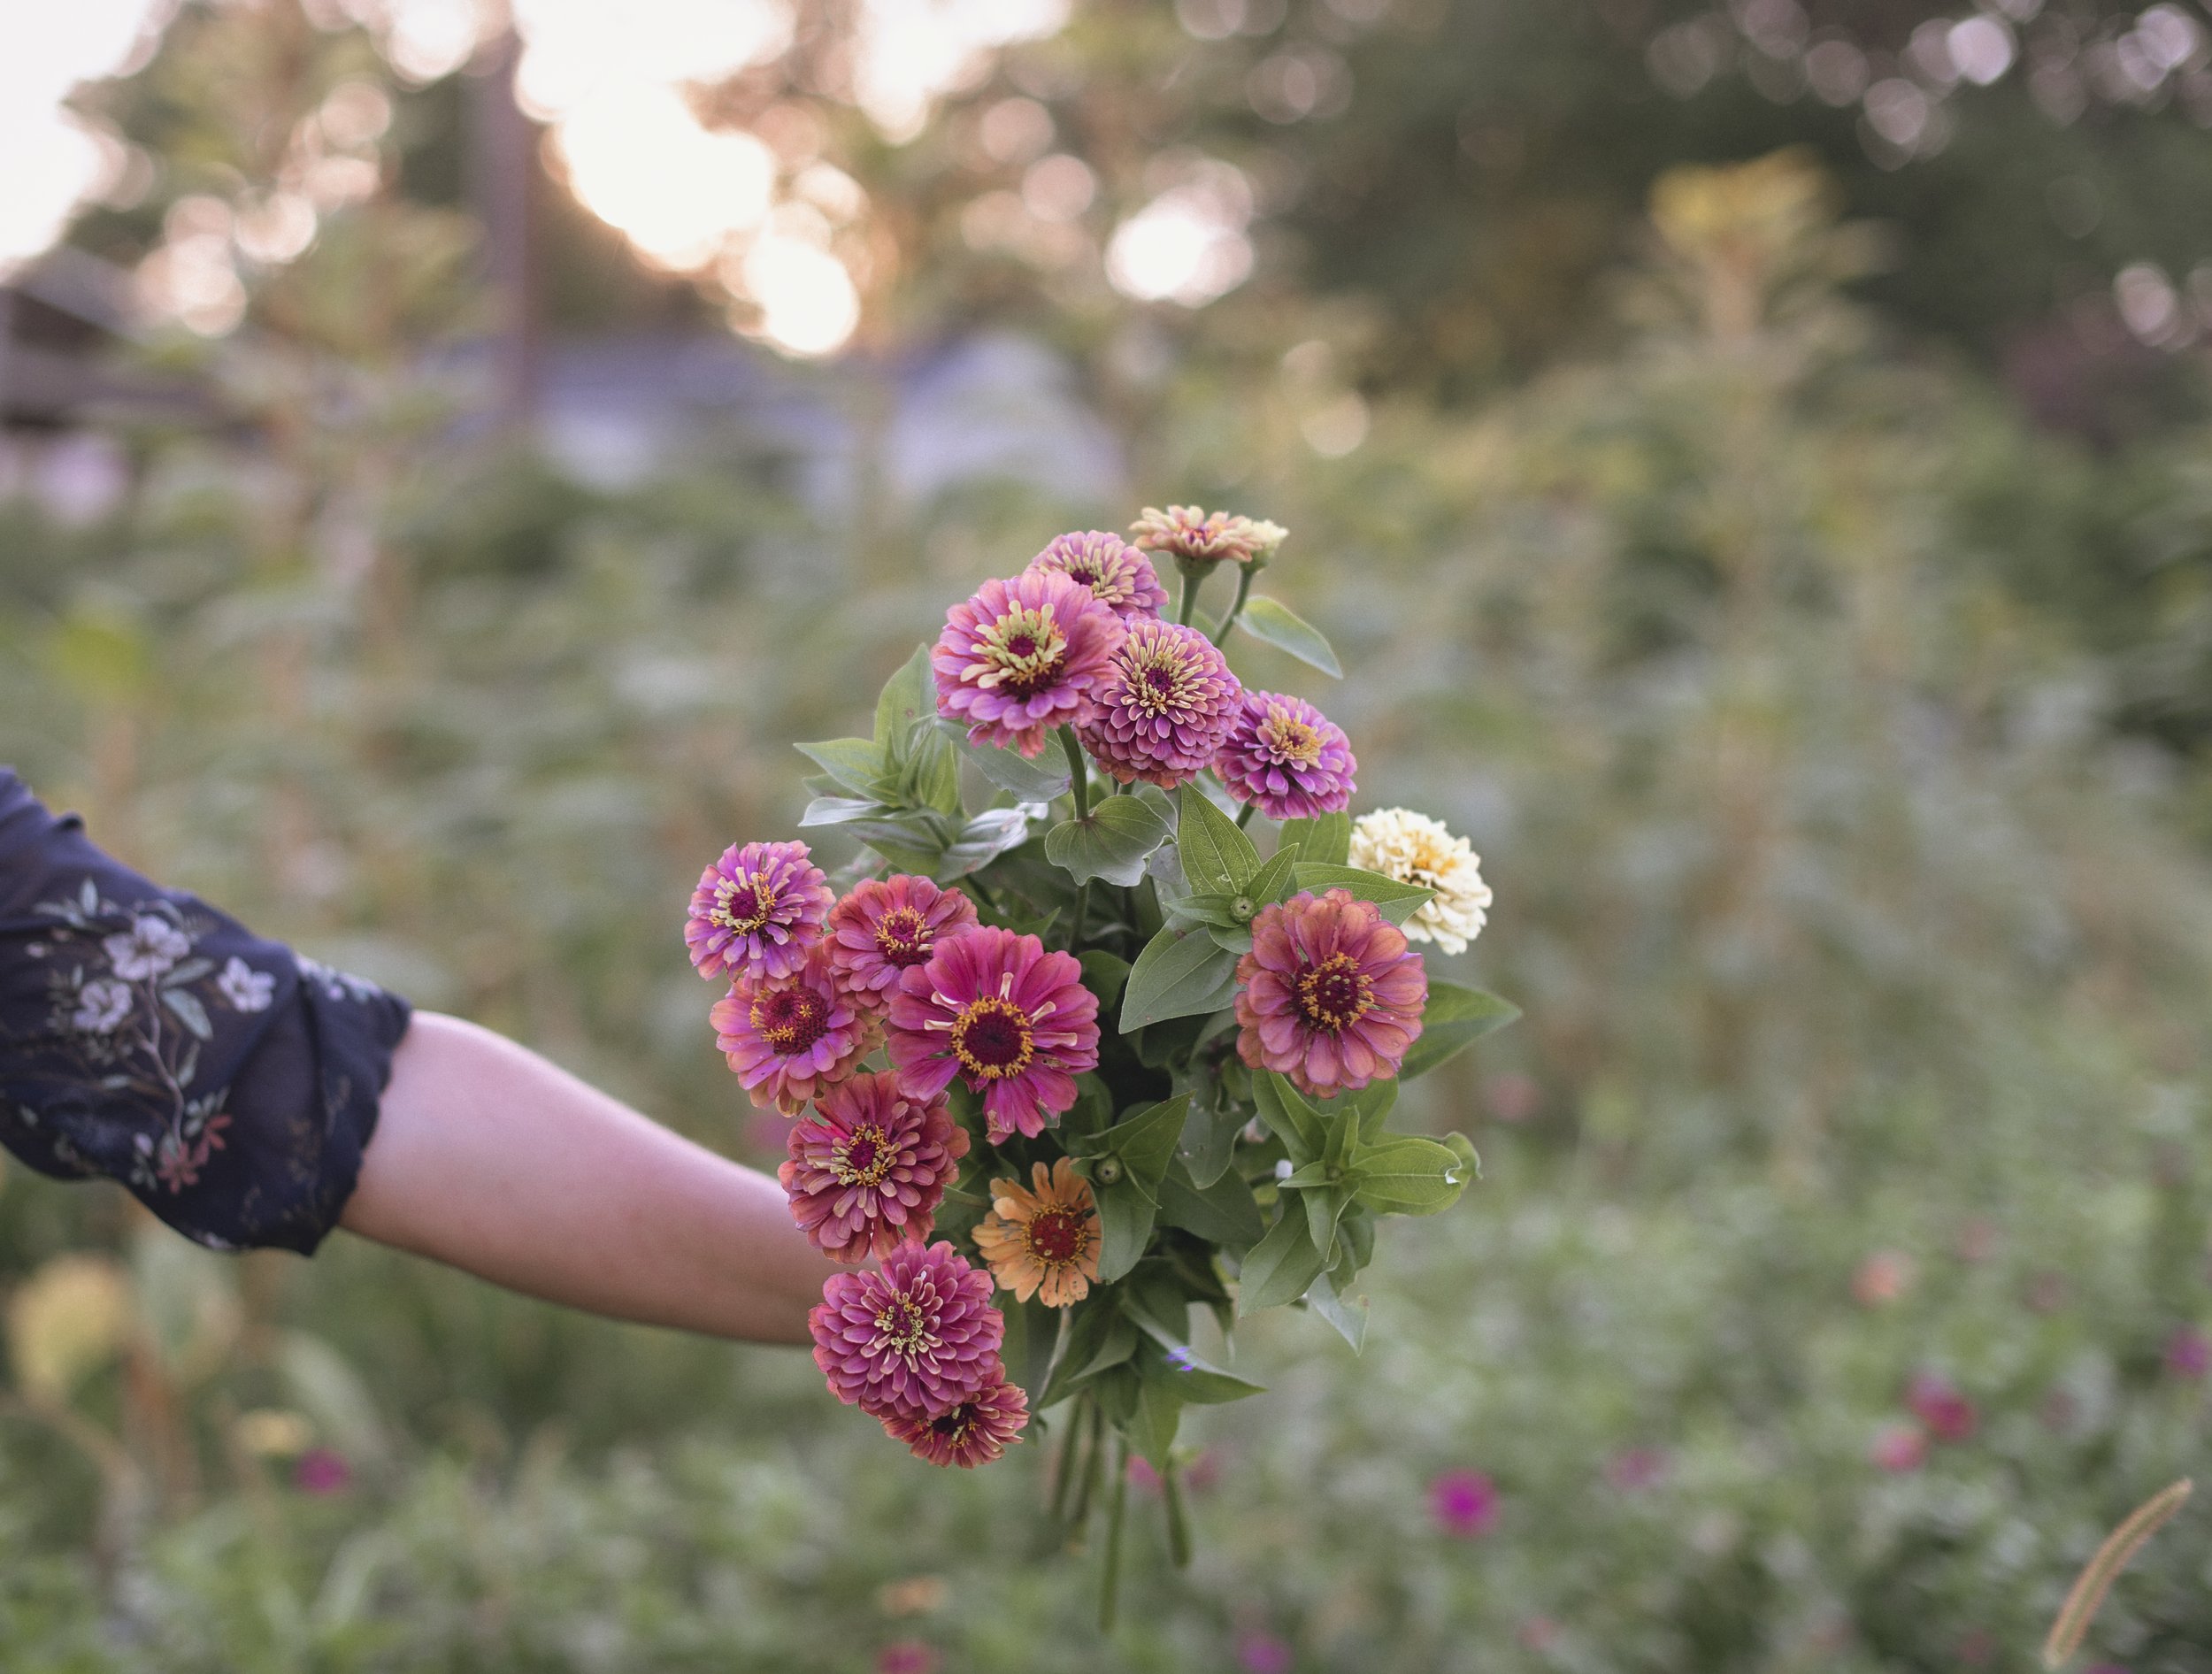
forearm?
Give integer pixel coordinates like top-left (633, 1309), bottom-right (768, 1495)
top-left (340, 1012), bottom-right (832, 1344)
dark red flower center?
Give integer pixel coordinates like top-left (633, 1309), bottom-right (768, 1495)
top-left (1025, 1206), bottom-right (1091, 1267)
top-left (873, 906), bottom-right (933, 966)
top-left (932, 1402), bottom-right (977, 1440)
top-left (833, 1122), bottom-right (892, 1187)
top-left (752, 986), bottom-right (830, 1054)
top-left (711, 877), bottom-right (776, 935)
top-left (1295, 953), bottom-right (1373, 1033)
top-left (950, 996), bottom-right (1034, 1079)
top-left (1122, 638), bottom-right (1202, 717)
top-left (977, 604), bottom-right (1070, 700)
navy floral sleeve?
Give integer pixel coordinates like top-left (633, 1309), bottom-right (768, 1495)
top-left (0, 769), bottom-right (411, 1254)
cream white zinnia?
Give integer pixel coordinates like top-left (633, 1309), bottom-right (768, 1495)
top-left (1348, 807), bottom-right (1493, 955)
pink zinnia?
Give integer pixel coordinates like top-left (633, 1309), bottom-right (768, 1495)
top-left (810, 1240), bottom-right (1005, 1423)
top-left (933, 569), bottom-right (1125, 758)
top-left (1025, 530), bottom-right (1170, 621)
top-left (1076, 618), bottom-right (1242, 790)
top-left (685, 839), bottom-right (833, 982)
top-left (825, 874), bottom-right (979, 1012)
top-left (879, 1374), bottom-right (1030, 1467)
top-left (1429, 1468), bottom-right (1498, 1538)
top-left (1906, 1371), bottom-right (1978, 1443)
top-left (2167, 1325), bottom-right (2210, 1379)
top-left (1234, 888), bottom-right (1426, 1097)
top-left (887, 925), bottom-right (1100, 1143)
top-left (779, 1071), bottom-right (969, 1263)
top-left (711, 942), bottom-right (875, 1116)
top-left (1870, 1421), bottom-right (1928, 1473)
top-left (293, 1448), bottom-right (352, 1495)
top-left (1214, 690), bottom-right (1356, 821)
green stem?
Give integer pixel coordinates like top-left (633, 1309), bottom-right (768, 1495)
top-left (1176, 559), bottom-right (1203, 626)
top-left (1058, 726), bottom-right (1090, 823)
top-left (1162, 1458), bottom-right (1192, 1569)
top-left (1068, 879), bottom-right (1090, 949)
top-left (1069, 1397), bottom-right (1105, 1532)
top-left (1235, 802), bottom-right (1256, 829)
top-left (1210, 563), bottom-right (1256, 643)
top-left (1099, 1433), bottom-right (1131, 1632)
top-left (1048, 1387), bottom-right (1086, 1524)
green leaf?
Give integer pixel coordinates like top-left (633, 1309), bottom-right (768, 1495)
top-left (1156, 1159), bottom-right (1267, 1246)
top-left (1244, 847), bottom-right (1301, 908)
top-left (1344, 1078), bottom-right (1399, 1142)
top-left (798, 795), bottom-right (886, 828)
top-left (1443, 1131), bottom-right (1482, 1184)
top-left (873, 644), bottom-right (936, 757)
top-left (1070, 1312), bottom-right (1139, 1386)
top-left (1253, 1071), bottom-right (1324, 1165)
top-left (1078, 950), bottom-right (1131, 1011)
top-left (1130, 1375), bottom-right (1183, 1470)
top-left (1094, 1182), bottom-right (1158, 1285)
top-left (1119, 926), bottom-right (1240, 1030)
top-left (1290, 862), bottom-right (1435, 924)
top-left (795, 737), bottom-right (892, 800)
top-left (902, 718), bottom-right (964, 818)
top-left (1175, 783), bottom-right (1260, 897)
top-left (1044, 797), bottom-right (1171, 887)
top-left (1348, 1136), bottom-right (1474, 1216)
top-left (1236, 1207), bottom-right (1329, 1314)
top-left (998, 1295), bottom-right (1059, 1396)
top-left (937, 807), bottom-right (1035, 879)
top-left (1176, 1079), bottom-right (1243, 1186)
top-left (1134, 1336), bottom-right (1265, 1407)
top-left (937, 718), bottom-right (1071, 801)
top-left (842, 812), bottom-right (949, 873)
top-left (1072, 1095), bottom-right (1189, 1194)
top-left (1279, 810), bottom-right (1351, 866)
top-left (1308, 1270), bottom-right (1369, 1353)
top-left (1400, 982), bottom-right (1521, 1080)
top-left (1238, 595), bottom-right (1342, 678)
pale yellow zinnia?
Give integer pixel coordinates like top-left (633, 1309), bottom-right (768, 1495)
top-left (1347, 807), bottom-right (1493, 956)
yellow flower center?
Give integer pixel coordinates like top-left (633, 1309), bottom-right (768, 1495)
top-left (970, 603), bottom-right (1069, 699)
top-left (833, 1123), bottom-right (893, 1188)
top-left (1025, 1205), bottom-right (1092, 1268)
top-left (873, 1298), bottom-right (933, 1359)
top-left (1122, 635), bottom-right (1203, 718)
top-left (1259, 710), bottom-right (1324, 768)
top-left (1295, 953), bottom-right (1373, 1034)
top-left (950, 996), bottom-right (1035, 1080)
top-left (711, 876), bottom-right (776, 935)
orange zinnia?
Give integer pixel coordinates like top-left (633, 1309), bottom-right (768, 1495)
top-left (973, 1158), bottom-right (1102, 1308)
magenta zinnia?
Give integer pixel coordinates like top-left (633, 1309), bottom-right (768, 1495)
top-left (879, 1375), bottom-right (1030, 1468)
top-left (886, 925), bottom-right (1100, 1143)
top-left (933, 569), bottom-right (1125, 758)
top-left (1234, 888), bottom-right (1426, 1096)
top-left (711, 942), bottom-right (875, 1115)
top-left (809, 1240), bottom-right (1005, 1423)
top-left (685, 839), bottom-right (833, 982)
top-left (1215, 690), bottom-right (1357, 821)
top-left (1077, 619), bottom-right (1243, 790)
top-left (1025, 530), bottom-right (1170, 621)
top-left (826, 873), bottom-right (979, 1013)
top-left (779, 1071), bottom-right (970, 1263)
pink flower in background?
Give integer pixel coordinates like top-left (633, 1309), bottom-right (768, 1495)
top-left (1518, 1618), bottom-right (1562, 1652)
top-left (1485, 1071), bottom-right (1542, 1123)
top-left (1131, 503), bottom-right (1271, 566)
top-left (1235, 889), bottom-right (1426, 1097)
top-left (1078, 619), bottom-right (1243, 789)
top-left (1870, 1422), bottom-right (1928, 1473)
top-left (879, 1376), bottom-right (1030, 1468)
top-left (711, 943), bottom-right (875, 1116)
top-left (810, 1241), bottom-right (1005, 1424)
top-left (933, 569), bottom-right (1125, 757)
top-left (2166, 1325), bottom-right (2210, 1380)
top-left (887, 925), bottom-right (1099, 1143)
top-left (1907, 1372), bottom-right (1978, 1443)
top-left (1429, 1468), bottom-right (1499, 1538)
top-left (293, 1448), bottom-right (352, 1495)
top-left (1025, 530), bottom-right (1170, 620)
top-left (1214, 691), bottom-right (1356, 821)
top-left (1234, 1632), bottom-right (1295, 1674)
top-left (1852, 1251), bottom-right (1913, 1308)
top-left (826, 874), bottom-right (979, 1011)
top-left (876, 1643), bottom-right (940, 1674)
top-left (1605, 1447), bottom-right (1668, 1492)
top-left (779, 1071), bottom-right (969, 1263)
top-left (685, 839), bottom-right (833, 982)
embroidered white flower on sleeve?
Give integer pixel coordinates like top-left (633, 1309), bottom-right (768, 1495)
top-left (104, 915), bottom-right (191, 981)
top-left (71, 978), bottom-right (134, 1034)
top-left (216, 956), bottom-right (275, 1013)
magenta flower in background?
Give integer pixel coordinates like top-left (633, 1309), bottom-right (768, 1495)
top-left (826, 874), bottom-right (979, 1011)
top-left (685, 839), bottom-right (833, 982)
top-left (1214, 691), bottom-right (1356, 821)
top-left (1906, 1371), bottom-right (1978, 1443)
top-left (810, 1240), bottom-right (1006, 1423)
top-left (2166, 1325), bottom-right (2210, 1380)
top-left (1605, 1447), bottom-right (1669, 1493)
top-left (1025, 530), bottom-right (1170, 620)
top-left (1870, 1421), bottom-right (1928, 1473)
top-left (779, 1071), bottom-right (969, 1263)
top-left (887, 925), bottom-right (1100, 1143)
top-left (293, 1448), bottom-right (352, 1495)
top-left (876, 1643), bottom-right (941, 1674)
top-left (711, 943), bottom-right (875, 1116)
top-left (879, 1375), bottom-right (1030, 1468)
top-left (1429, 1468), bottom-right (1499, 1538)
top-left (1234, 1632), bottom-right (1295, 1674)
top-left (1077, 618), bottom-right (1243, 789)
top-left (1235, 889), bottom-right (1427, 1097)
top-left (933, 569), bottom-right (1125, 757)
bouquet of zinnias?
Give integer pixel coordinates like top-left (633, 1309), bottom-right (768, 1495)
top-left (685, 507), bottom-right (1513, 1610)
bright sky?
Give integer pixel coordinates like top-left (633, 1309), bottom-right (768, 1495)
top-left (4, 0), bottom-right (1256, 356)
